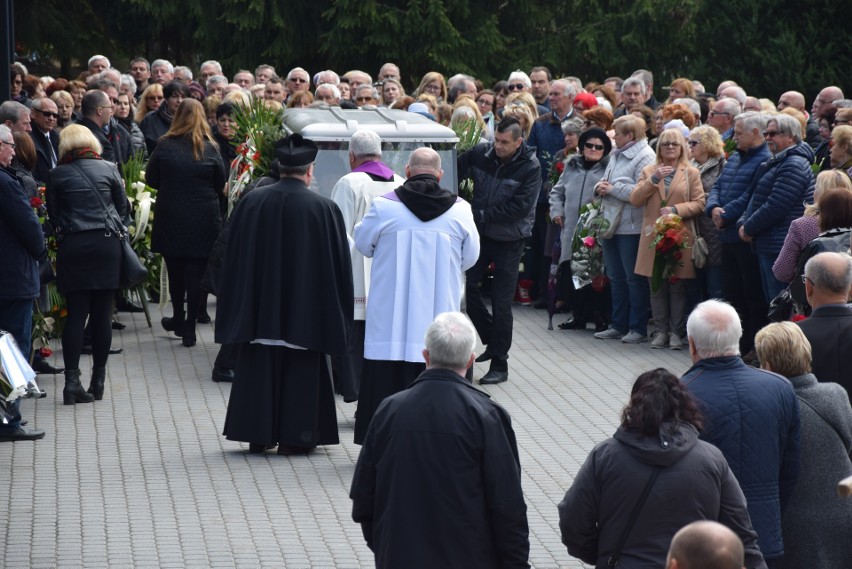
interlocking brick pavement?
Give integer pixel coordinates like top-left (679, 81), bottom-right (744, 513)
top-left (0, 302), bottom-right (692, 568)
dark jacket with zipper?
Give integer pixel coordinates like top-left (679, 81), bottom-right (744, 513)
top-left (0, 166), bottom-right (45, 300)
top-left (46, 156), bottom-right (127, 238)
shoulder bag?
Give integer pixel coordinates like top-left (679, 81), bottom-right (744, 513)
top-left (685, 168), bottom-right (709, 269)
top-left (606, 467), bottom-right (661, 568)
top-left (71, 163), bottom-right (148, 289)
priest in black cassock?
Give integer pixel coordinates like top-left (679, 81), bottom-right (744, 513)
top-left (215, 134), bottom-right (354, 456)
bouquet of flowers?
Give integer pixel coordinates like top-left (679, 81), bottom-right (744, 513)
top-left (648, 212), bottom-right (689, 292)
top-left (548, 156), bottom-right (565, 188)
top-left (571, 197), bottom-right (610, 291)
top-left (228, 99), bottom-right (285, 214)
top-left (122, 153), bottom-right (162, 299)
top-left (30, 187), bottom-right (66, 362)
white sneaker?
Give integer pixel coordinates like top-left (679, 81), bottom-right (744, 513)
top-left (621, 331), bottom-right (647, 344)
top-left (669, 333), bottom-right (683, 350)
top-left (594, 327), bottom-right (624, 340)
top-left (650, 333), bottom-right (668, 349)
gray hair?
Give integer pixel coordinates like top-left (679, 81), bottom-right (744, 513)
top-left (31, 97), bottom-right (53, 112)
top-left (119, 74), bottom-right (136, 93)
top-left (88, 54), bottom-right (110, 69)
top-left (622, 76), bottom-right (646, 96)
top-left (316, 70), bottom-right (340, 86)
top-left (713, 98), bottom-right (741, 119)
top-left (206, 75), bottom-right (228, 90)
top-left (350, 130), bottom-right (382, 158)
top-left (0, 124), bottom-right (12, 143)
top-left (0, 101), bottom-right (29, 125)
top-left (287, 67), bottom-right (310, 82)
top-left (804, 252), bottom-right (852, 294)
top-left (723, 85), bottom-right (747, 107)
top-left (734, 111), bottom-right (766, 133)
top-left (673, 97), bottom-right (700, 118)
top-left (151, 59), bottom-right (174, 74)
top-left (563, 76), bottom-right (583, 93)
top-left (631, 69), bottom-right (654, 88)
top-left (316, 83), bottom-right (341, 100)
top-left (356, 84), bottom-right (379, 101)
top-left (770, 114), bottom-right (803, 143)
top-left (255, 64), bottom-right (276, 77)
top-left (174, 66), bottom-right (193, 81)
top-left (551, 80), bottom-right (577, 98)
top-left (424, 312), bottom-right (476, 370)
top-left (561, 116), bottom-right (584, 135)
top-left (508, 70), bottom-right (532, 88)
top-left (201, 60), bottom-right (223, 74)
top-left (686, 300), bottom-right (742, 359)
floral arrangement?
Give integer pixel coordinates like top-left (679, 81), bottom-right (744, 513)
top-left (548, 155), bottom-right (565, 188)
top-left (122, 153), bottom-right (162, 298)
top-left (228, 99), bottom-right (285, 213)
top-left (29, 187), bottom-right (66, 361)
top-left (570, 197), bottom-right (610, 291)
top-left (723, 136), bottom-right (736, 160)
top-left (452, 117), bottom-right (483, 203)
top-left (648, 212), bottom-right (689, 292)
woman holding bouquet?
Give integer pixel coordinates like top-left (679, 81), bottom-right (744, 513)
top-left (630, 128), bottom-right (704, 349)
top-left (549, 127), bottom-right (612, 330)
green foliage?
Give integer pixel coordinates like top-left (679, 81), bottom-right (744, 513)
top-left (231, 99), bottom-right (285, 178)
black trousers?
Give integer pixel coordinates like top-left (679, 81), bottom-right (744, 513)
top-left (163, 256), bottom-right (207, 332)
top-left (465, 237), bottom-right (525, 371)
top-left (721, 241), bottom-right (767, 354)
top-left (63, 289), bottom-right (114, 369)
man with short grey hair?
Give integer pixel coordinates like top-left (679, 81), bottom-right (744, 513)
top-left (314, 83), bottom-right (340, 106)
top-left (199, 60), bottom-right (223, 87)
top-left (615, 76), bottom-right (646, 116)
top-left (354, 84), bottom-right (379, 107)
top-left (720, 85), bottom-right (747, 110)
top-left (173, 66), bottom-right (193, 82)
top-left (233, 70), bottom-right (255, 89)
top-left (797, 252), bottom-right (852, 398)
top-left (87, 55), bottom-right (110, 75)
top-left (206, 75), bottom-right (227, 99)
top-left (708, 98), bottom-right (740, 140)
top-left (353, 147), bottom-right (480, 442)
top-left (684, 299), bottom-right (800, 568)
top-left (28, 97), bottom-right (59, 183)
top-left (315, 69), bottom-right (340, 87)
top-left (254, 64), bottom-right (276, 84)
top-left (0, 101), bottom-right (32, 133)
top-left (150, 59), bottom-right (174, 85)
top-left (286, 67), bottom-right (311, 98)
top-left (377, 63), bottom-right (400, 83)
top-left (631, 68), bottom-right (658, 109)
top-left (350, 312), bottom-right (530, 569)
top-left (329, 131), bottom-right (406, 401)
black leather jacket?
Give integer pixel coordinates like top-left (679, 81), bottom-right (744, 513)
top-left (46, 156), bottom-right (128, 238)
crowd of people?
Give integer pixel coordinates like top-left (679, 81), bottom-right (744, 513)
top-left (2, 54), bottom-right (851, 567)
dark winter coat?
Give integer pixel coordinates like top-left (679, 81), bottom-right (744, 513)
top-left (558, 421), bottom-right (766, 569)
top-left (146, 137), bottom-right (225, 258)
top-left (46, 156), bottom-right (127, 238)
top-left (683, 357), bottom-right (800, 560)
top-left (529, 110), bottom-right (575, 203)
top-left (779, 374), bottom-right (852, 569)
top-left (458, 140), bottom-right (540, 242)
top-left (0, 166), bottom-right (45, 300)
top-left (705, 142), bottom-right (771, 243)
top-left (351, 367), bottom-right (530, 569)
top-left (29, 128), bottom-right (59, 185)
top-left (139, 103), bottom-right (172, 155)
top-left (796, 303), bottom-right (852, 399)
top-left (737, 142), bottom-right (815, 255)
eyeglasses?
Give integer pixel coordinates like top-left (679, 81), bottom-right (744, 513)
top-left (356, 97), bottom-right (374, 102)
top-left (801, 275), bottom-right (813, 285)
top-left (289, 77), bottom-right (308, 83)
top-left (34, 109), bottom-right (59, 119)
top-left (0, 140), bottom-right (16, 149)
top-left (709, 110), bottom-right (730, 117)
top-left (687, 140), bottom-right (700, 147)
top-left (660, 141), bottom-right (681, 148)
top-left (508, 83), bottom-right (526, 91)
top-left (584, 142), bottom-right (605, 151)
top-left (763, 130), bottom-right (780, 138)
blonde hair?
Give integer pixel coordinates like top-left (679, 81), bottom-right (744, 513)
top-left (136, 83), bottom-right (164, 123)
top-left (50, 90), bottom-right (73, 107)
top-left (416, 93), bottom-right (438, 113)
top-left (414, 72), bottom-right (447, 101)
top-left (613, 114), bottom-right (646, 140)
top-left (754, 322), bottom-right (812, 377)
top-left (505, 92), bottom-right (539, 120)
top-left (502, 102), bottom-right (535, 138)
top-left (690, 125), bottom-right (725, 158)
top-left (655, 128), bottom-right (690, 165)
top-left (833, 125), bottom-right (852, 154)
top-left (58, 124), bottom-right (102, 158)
top-left (223, 89), bottom-right (251, 108)
top-left (452, 97), bottom-right (487, 132)
top-left (165, 99), bottom-right (216, 160)
top-left (806, 170), bottom-right (852, 216)
top-left (780, 108), bottom-right (807, 141)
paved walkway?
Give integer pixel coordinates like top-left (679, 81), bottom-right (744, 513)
top-left (1, 302), bottom-right (692, 568)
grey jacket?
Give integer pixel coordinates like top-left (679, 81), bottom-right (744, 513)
top-left (549, 154), bottom-right (609, 264)
top-left (599, 139), bottom-right (656, 236)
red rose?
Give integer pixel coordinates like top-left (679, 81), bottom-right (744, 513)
top-left (673, 250), bottom-right (683, 260)
top-left (30, 197), bottom-right (44, 208)
top-left (38, 347), bottom-right (53, 358)
top-left (555, 161), bottom-right (565, 173)
top-left (670, 276), bottom-right (680, 284)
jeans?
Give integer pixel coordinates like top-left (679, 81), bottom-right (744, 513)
top-left (758, 253), bottom-right (787, 304)
top-left (601, 234), bottom-right (649, 335)
top-left (466, 238), bottom-right (525, 371)
top-left (0, 298), bottom-right (34, 431)
top-left (721, 242), bottom-right (767, 354)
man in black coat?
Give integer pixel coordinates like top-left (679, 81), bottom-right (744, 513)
top-left (76, 90), bottom-right (130, 167)
top-left (350, 312), bottom-right (530, 569)
top-left (28, 97), bottom-right (60, 184)
top-left (797, 252), bottom-right (852, 399)
top-left (216, 134), bottom-right (353, 455)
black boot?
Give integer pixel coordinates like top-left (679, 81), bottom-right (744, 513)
top-left (182, 321), bottom-right (197, 347)
top-left (63, 369), bottom-right (95, 405)
top-left (161, 313), bottom-right (184, 337)
top-left (87, 367), bottom-right (106, 401)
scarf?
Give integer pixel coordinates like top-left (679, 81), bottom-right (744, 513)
top-left (58, 148), bottom-right (103, 165)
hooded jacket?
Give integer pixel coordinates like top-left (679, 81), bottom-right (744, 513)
top-left (558, 421), bottom-right (766, 569)
top-left (457, 140), bottom-right (540, 241)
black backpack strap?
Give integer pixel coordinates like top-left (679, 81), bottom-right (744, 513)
top-left (606, 467), bottom-right (661, 568)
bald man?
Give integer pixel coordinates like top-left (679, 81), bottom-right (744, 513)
top-left (666, 521), bottom-right (747, 569)
top-left (778, 91), bottom-right (821, 147)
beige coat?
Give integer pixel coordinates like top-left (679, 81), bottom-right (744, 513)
top-left (629, 163), bottom-right (705, 278)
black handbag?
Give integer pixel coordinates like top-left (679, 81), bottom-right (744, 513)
top-left (72, 163), bottom-right (148, 289)
top-left (768, 287), bottom-right (794, 322)
top-left (38, 255), bottom-right (56, 286)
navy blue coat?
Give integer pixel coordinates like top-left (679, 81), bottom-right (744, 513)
top-left (528, 110), bottom-right (575, 204)
top-left (737, 142), bottom-right (815, 256)
top-left (683, 357), bottom-right (801, 560)
top-left (0, 166), bottom-right (45, 300)
top-left (705, 142), bottom-right (771, 243)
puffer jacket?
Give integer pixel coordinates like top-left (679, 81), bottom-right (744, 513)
top-left (558, 421), bottom-right (766, 569)
top-left (458, 140), bottom-right (540, 242)
top-left (549, 154), bottom-right (609, 265)
top-left (738, 142), bottom-right (815, 256)
top-left (705, 142), bottom-right (771, 243)
top-left (0, 166), bottom-right (45, 300)
top-left (599, 139), bottom-right (656, 236)
top-left (46, 156), bottom-right (128, 238)
top-left (683, 357), bottom-right (800, 560)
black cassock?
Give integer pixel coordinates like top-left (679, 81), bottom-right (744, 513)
top-left (216, 178), bottom-right (354, 448)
